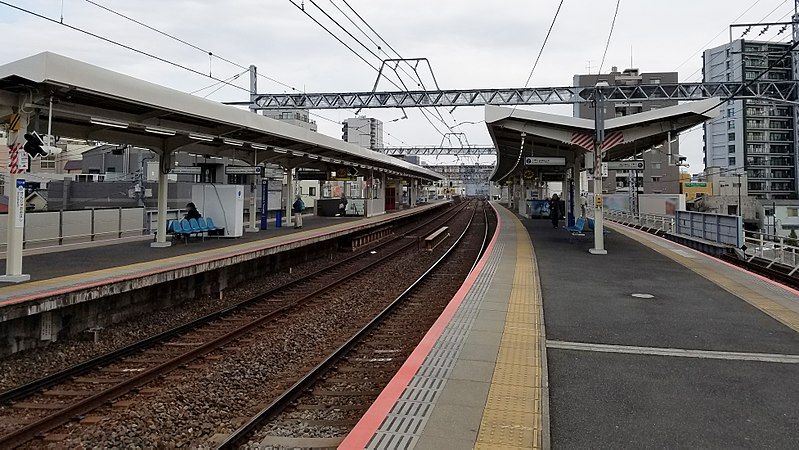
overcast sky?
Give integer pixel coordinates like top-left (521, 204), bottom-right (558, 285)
top-left (1, 0), bottom-right (795, 170)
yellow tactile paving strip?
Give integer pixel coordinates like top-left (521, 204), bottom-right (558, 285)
top-left (475, 217), bottom-right (545, 450)
top-left (608, 223), bottom-right (799, 334)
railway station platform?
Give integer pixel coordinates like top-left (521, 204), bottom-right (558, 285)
top-left (343, 203), bottom-right (799, 449)
top-left (0, 202), bottom-right (447, 355)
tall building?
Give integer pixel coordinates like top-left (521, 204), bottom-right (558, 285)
top-left (262, 109), bottom-right (318, 132)
top-left (703, 39), bottom-right (795, 199)
top-left (574, 67), bottom-right (681, 194)
top-left (342, 116), bottom-right (383, 149)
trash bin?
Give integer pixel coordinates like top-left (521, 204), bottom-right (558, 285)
top-left (275, 211), bottom-right (282, 228)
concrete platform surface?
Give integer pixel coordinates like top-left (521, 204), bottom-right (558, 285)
top-left (527, 214), bottom-right (799, 448)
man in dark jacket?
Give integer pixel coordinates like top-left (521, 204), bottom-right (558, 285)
top-left (292, 195), bottom-right (305, 229)
top-left (549, 194), bottom-right (561, 229)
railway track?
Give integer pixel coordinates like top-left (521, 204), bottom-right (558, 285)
top-left (218, 203), bottom-right (494, 449)
top-left (0, 201), bottom-right (475, 448)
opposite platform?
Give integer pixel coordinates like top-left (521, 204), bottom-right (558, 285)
top-left (0, 202), bottom-right (446, 324)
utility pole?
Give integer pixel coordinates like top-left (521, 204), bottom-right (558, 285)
top-left (247, 65), bottom-right (260, 232)
top-left (590, 84), bottom-right (608, 255)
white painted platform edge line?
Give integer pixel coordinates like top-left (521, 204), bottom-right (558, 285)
top-left (545, 340), bottom-right (799, 363)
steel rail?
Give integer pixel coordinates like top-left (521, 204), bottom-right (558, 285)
top-left (217, 202), bottom-right (489, 449)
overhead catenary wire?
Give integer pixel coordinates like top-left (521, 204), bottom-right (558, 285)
top-left (288, 0), bottom-right (449, 138)
top-left (683, 2), bottom-right (793, 82)
top-left (673, 0), bottom-right (772, 72)
top-left (598, 0), bottom-right (621, 74)
top-left (0, 1), bottom-right (250, 94)
top-left (82, 0), bottom-right (299, 92)
top-left (512, 0), bottom-right (565, 115)
top-left (309, 0), bottom-right (457, 136)
top-left (332, 0), bottom-right (461, 133)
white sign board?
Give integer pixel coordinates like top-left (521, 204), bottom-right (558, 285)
top-left (170, 166), bottom-right (201, 175)
top-left (607, 160), bottom-right (645, 171)
top-left (225, 165), bottom-right (262, 175)
top-left (601, 162), bottom-right (609, 178)
top-left (524, 157), bottom-right (566, 166)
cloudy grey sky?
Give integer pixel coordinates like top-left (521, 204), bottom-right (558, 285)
top-left (1, 0), bottom-right (795, 169)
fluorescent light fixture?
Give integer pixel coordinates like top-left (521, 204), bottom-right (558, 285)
top-left (145, 126), bottom-right (176, 136)
top-left (272, 148), bottom-right (287, 154)
top-left (320, 157), bottom-right (331, 162)
top-left (188, 133), bottom-right (214, 142)
top-left (250, 143), bottom-right (270, 151)
top-left (90, 118), bottom-right (128, 129)
top-left (290, 151), bottom-right (306, 157)
top-left (223, 138), bottom-right (244, 147)
top-left (307, 154), bottom-right (319, 160)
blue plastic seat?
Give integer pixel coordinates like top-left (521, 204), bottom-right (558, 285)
top-left (205, 217), bottom-right (217, 230)
top-left (189, 218), bottom-right (202, 233)
top-left (197, 217), bottom-right (210, 231)
top-left (567, 217), bottom-right (586, 234)
top-left (180, 219), bottom-right (192, 234)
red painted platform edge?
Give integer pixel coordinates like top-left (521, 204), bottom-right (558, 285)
top-left (0, 205), bottom-right (446, 308)
top-left (339, 203), bottom-right (503, 450)
top-left (615, 222), bottom-right (799, 298)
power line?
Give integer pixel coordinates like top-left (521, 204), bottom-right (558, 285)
top-left (511, 0), bottom-right (565, 117)
top-left (674, 0), bottom-right (771, 71)
top-left (81, 0), bottom-right (299, 92)
top-left (0, 1), bottom-right (250, 93)
top-left (313, 0), bottom-right (456, 135)
top-left (286, 0), bottom-right (448, 138)
top-left (598, 0), bottom-right (621, 74)
top-left (522, 0), bottom-right (565, 88)
top-left (683, 2), bottom-right (792, 82)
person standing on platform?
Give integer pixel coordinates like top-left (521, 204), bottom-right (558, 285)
top-left (338, 193), bottom-right (348, 217)
top-left (549, 194), bottom-right (561, 229)
top-left (185, 202), bottom-right (201, 221)
top-left (292, 194), bottom-right (305, 229)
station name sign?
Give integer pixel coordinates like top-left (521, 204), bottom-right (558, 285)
top-left (606, 160), bottom-right (645, 170)
top-left (524, 157), bottom-right (566, 166)
top-left (225, 165), bottom-right (263, 175)
top-left (170, 166), bottom-right (201, 175)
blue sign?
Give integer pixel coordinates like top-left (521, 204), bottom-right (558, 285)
top-left (260, 178), bottom-right (268, 229)
top-left (16, 179), bottom-right (25, 188)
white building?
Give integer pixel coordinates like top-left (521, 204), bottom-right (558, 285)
top-left (342, 116), bottom-right (383, 150)
top-left (703, 39), bottom-right (795, 199)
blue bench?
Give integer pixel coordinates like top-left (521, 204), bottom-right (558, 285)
top-left (168, 217), bottom-right (222, 243)
top-left (566, 217), bottom-right (586, 235)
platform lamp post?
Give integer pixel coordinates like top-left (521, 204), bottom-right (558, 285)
top-left (590, 83), bottom-right (608, 255)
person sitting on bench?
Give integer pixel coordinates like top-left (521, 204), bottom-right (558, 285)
top-left (185, 202), bottom-right (201, 221)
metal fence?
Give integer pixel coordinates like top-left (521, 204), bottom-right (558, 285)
top-left (602, 208), bottom-right (799, 273)
top-left (0, 207), bottom-right (147, 253)
top-left (674, 211), bottom-right (743, 248)
top-left (742, 231), bottom-right (799, 273)
top-left (602, 209), bottom-right (675, 234)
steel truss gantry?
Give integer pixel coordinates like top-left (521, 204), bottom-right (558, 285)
top-left (235, 81), bottom-right (797, 110)
top-left (379, 146), bottom-right (496, 156)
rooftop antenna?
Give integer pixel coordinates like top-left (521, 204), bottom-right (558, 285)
top-left (630, 45), bottom-right (633, 69)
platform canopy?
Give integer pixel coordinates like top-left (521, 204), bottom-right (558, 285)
top-left (0, 52), bottom-right (442, 181)
top-left (485, 99), bottom-right (722, 183)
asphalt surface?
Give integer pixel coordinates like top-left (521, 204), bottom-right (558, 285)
top-left (1, 215), bottom-right (360, 282)
top-left (520, 215), bottom-right (799, 448)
